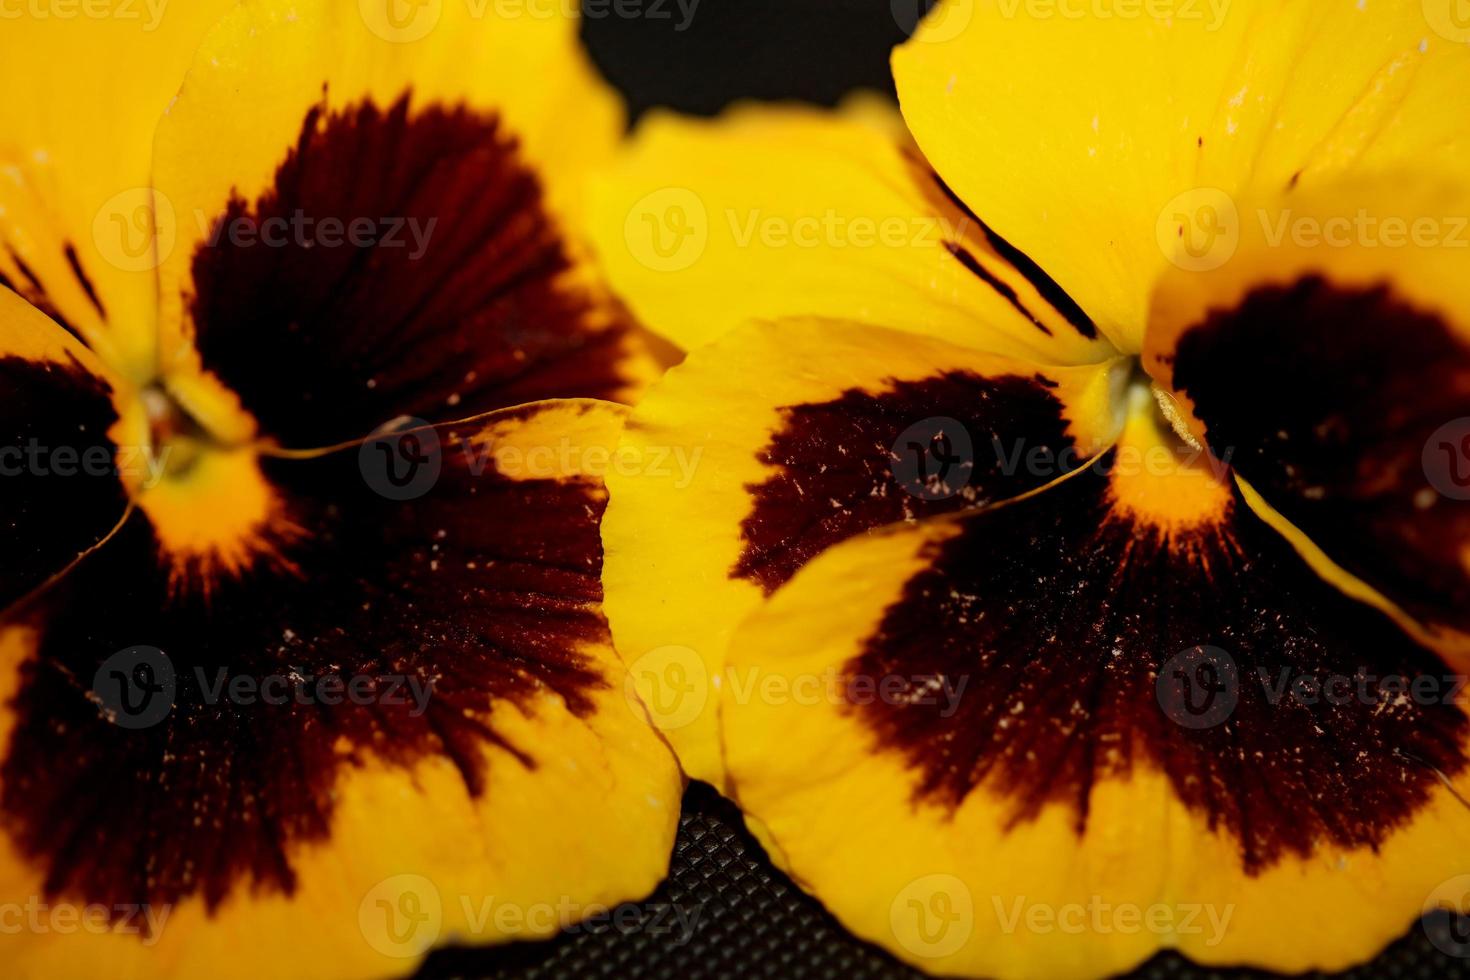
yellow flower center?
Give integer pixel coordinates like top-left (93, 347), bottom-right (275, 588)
top-left (113, 363), bottom-right (290, 589)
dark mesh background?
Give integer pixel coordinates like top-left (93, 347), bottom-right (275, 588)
top-left (417, 783), bottom-right (1469, 979)
top-left (421, 3), bottom-right (1467, 976)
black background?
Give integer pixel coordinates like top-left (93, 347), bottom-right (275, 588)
top-left (418, 2), bottom-right (1470, 977)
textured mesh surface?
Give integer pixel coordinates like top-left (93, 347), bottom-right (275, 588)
top-left (416, 782), bottom-right (1470, 979)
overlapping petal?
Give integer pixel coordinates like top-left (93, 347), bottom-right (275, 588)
top-left (1145, 178), bottom-right (1470, 662)
top-left (0, 400), bottom-right (680, 979)
top-left (721, 402), bottom-right (1470, 980)
top-left (604, 317), bottom-right (1125, 784)
top-left (0, 287), bottom-right (134, 612)
top-left (587, 97), bottom-right (1116, 363)
top-left (893, 0), bottom-right (1470, 352)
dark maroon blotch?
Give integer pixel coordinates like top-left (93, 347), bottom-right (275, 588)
top-left (734, 371), bottom-right (1078, 593)
top-left (190, 93), bottom-right (633, 450)
top-left (849, 455), bottom-right (1467, 873)
top-left (0, 354), bottom-right (127, 611)
top-left (1172, 275), bottom-right (1470, 635)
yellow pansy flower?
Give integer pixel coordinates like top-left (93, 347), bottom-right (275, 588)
top-left (0, 2), bottom-right (678, 977)
top-left (588, 1), bottom-right (1470, 977)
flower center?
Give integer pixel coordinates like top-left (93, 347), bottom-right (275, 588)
top-left (139, 383), bottom-right (213, 482)
top-left (124, 373), bottom-right (284, 589)
top-left (1109, 363), bottom-right (1233, 531)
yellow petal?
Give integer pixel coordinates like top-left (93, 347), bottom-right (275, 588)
top-left (894, 0), bottom-right (1470, 352)
top-left (603, 317), bottom-right (1126, 786)
top-left (0, 0), bottom-right (235, 378)
top-left (587, 97), bottom-right (1117, 363)
top-left (722, 398), bottom-right (1470, 979)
